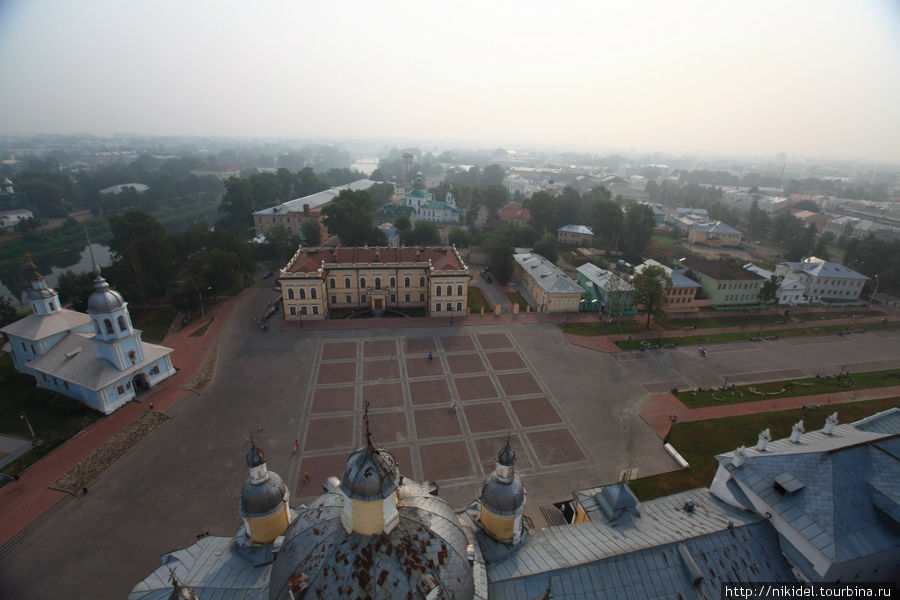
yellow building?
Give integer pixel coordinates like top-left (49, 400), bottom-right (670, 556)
top-left (688, 221), bottom-right (742, 247)
top-left (279, 246), bottom-right (470, 319)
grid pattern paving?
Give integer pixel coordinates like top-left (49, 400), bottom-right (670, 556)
top-left (295, 331), bottom-right (590, 499)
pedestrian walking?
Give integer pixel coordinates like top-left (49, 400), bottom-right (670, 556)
top-left (82, 487), bottom-right (88, 495)
top-left (449, 399), bottom-right (457, 414)
top-left (149, 402), bottom-right (153, 411)
top-left (428, 352), bottom-right (433, 361)
top-left (293, 439), bottom-right (300, 453)
top-left (303, 470), bottom-right (310, 483)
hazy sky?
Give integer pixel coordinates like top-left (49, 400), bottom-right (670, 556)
top-left (2, 0), bottom-right (899, 162)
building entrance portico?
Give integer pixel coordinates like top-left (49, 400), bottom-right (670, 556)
top-left (132, 372), bottom-right (150, 393)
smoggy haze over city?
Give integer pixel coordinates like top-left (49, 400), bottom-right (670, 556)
top-left (1, 0), bottom-right (899, 163)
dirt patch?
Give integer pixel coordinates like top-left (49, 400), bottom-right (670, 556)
top-left (53, 411), bottom-right (169, 495)
top-left (182, 338), bottom-right (220, 394)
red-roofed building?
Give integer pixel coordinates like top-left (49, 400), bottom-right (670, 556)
top-left (499, 203), bottom-right (531, 227)
top-left (279, 246), bottom-right (471, 319)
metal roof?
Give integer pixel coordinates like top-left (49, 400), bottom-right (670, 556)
top-left (127, 535), bottom-right (272, 600)
top-left (576, 263), bottom-right (634, 292)
top-left (253, 179), bottom-right (376, 215)
top-left (514, 253), bottom-right (583, 294)
top-left (1, 308), bottom-right (91, 341)
top-left (27, 331), bottom-right (172, 390)
top-left (557, 224), bottom-right (593, 235)
top-left (779, 257), bottom-right (868, 281)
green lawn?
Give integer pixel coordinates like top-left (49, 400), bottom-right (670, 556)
top-left (628, 396), bottom-right (900, 501)
top-left (505, 291), bottom-right (529, 311)
top-left (561, 319), bottom-right (645, 336)
top-left (130, 306), bottom-right (178, 343)
top-left (468, 286), bottom-right (491, 314)
top-left (616, 319), bottom-right (900, 350)
top-left (0, 354), bottom-right (102, 478)
top-left (677, 369), bottom-right (900, 408)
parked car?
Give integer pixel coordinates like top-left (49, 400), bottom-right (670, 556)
top-left (484, 275), bottom-right (493, 283)
top-left (262, 271), bottom-right (274, 280)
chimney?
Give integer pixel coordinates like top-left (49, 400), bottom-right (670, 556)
top-left (789, 419), bottom-right (804, 443)
top-left (730, 446), bottom-right (746, 468)
top-left (823, 411), bottom-right (838, 435)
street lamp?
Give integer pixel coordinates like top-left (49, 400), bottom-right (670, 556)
top-left (19, 411), bottom-right (35, 444)
top-left (866, 274), bottom-right (879, 313)
top-left (200, 286), bottom-right (212, 320)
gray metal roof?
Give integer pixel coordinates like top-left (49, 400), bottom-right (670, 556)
top-left (240, 471), bottom-right (287, 516)
top-left (487, 488), bottom-right (763, 585)
top-left (27, 331), bottom-right (173, 391)
top-left (779, 257), bottom-right (868, 280)
top-left (514, 253), bottom-right (583, 294)
top-left (87, 275), bottom-right (126, 313)
top-left (269, 479), bottom-right (478, 600)
top-left (127, 535), bottom-right (271, 600)
top-left (339, 444), bottom-right (399, 501)
top-left (715, 419), bottom-right (900, 574)
top-left (253, 179), bottom-right (376, 215)
top-left (557, 224), bottom-right (593, 235)
top-left (0, 308), bottom-right (90, 341)
top-left (480, 472), bottom-right (525, 515)
top-left (852, 407), bottom-right (900, 435)
top-left (488, 520), bottom-right (794, 600)
top-left (576, 263), bottom-right (634, 292)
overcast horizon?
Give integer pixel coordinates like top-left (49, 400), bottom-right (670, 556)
top-left (1, 0), bottom-right (899, 163)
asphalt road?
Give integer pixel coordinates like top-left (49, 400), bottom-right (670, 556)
top-left (1, 283), bottom-right (898, 599)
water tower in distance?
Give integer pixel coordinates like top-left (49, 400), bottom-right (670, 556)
top-left (401, 152), bottom-right (415, 182)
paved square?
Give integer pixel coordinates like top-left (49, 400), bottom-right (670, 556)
top-left (382, 445), bottom-right (414, 480)
top-left (486, 351), bottom-right (526, 371)
top-left (363, 359), bottom-right (402, 381)
top-left (304, 416), bottom-right (354, 451)
top-left (527, 429), bottom-right (586, 466)
top-left (497, 372), bottom-right (542, 396)
top-left (474, 435), bottom-right (532, 472)
top-left (368, 410), bottom-right (409, 443)
top-left (406, 356), bottom-right (444, 378)
top-left (454, 375), bottom-right (499, 401)
top-left (321, 341), bottom-right (357, 360)
top-left (408, 379), bottom-right (452, 406)
top-left (363, 382), bottom-right (404, 409)
top-left (510, 397), bottom-right (563, 427)
top-left (446, 354), bottom-right (486, 375)
top-left (462, 402), bottom-right (514, 433)
top-left (297, 453), bottom-right (349, 495)
top-left (477, 332), bottom-right (514, 349)
top-left (440, 335), bottom-right (475, 352)
top-left (419, 441), bottom-right (474, 480)
top-left (364, 339), bottom-right (396, 357)
top-left (405, 336), bottom-right (437, 353)
top-left (311, 387), bottom-right (355, 413)
top-left (414, 407), bottom-right (463, 438)
top-left (317, 362), bottom-right (356, 384)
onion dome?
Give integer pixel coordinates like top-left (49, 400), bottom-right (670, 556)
top-left (269, 479), bottom-right (475, 600)
top-left (498, 440), bottom-right (516, 466)
top-left (87, 273), bottom-right (125, 313)
top-left (479, 473), bottom-right (526, 516)
top-left (339, 443), bottom-right (399, 501)
top-left (247, 442), bottom-right (266, 468)
top-left (240, 471), bottom-right (288, 516)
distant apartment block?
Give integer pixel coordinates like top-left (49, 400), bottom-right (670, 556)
top-left (825, 216), bottom-right (899, 242)
top-left (687, 220), bottom-right (742, 247)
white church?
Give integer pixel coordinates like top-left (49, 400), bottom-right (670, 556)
top-left (1, 257), bottom-right (176, 414)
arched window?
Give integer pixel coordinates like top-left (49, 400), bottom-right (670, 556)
top-left (299, 288), bottom-right (306, 299)
top-left (457, 284), bottom-right (463, 296)
top-left (128, 350), bottom-right (136, 363)
top-left (360, 277), bottom-right (367, 288)
top-left (404, 276), bottom-right (410, 287)
top-left (390, 276), bottom-right (396, 287)
top-left (104, 319), bottom-right (114, 334)
top-left (49, 301), bottom-right (55, 311)
top-left (419, 276), bottom-right (425, 287)
top-left (93, 320), bottom-right (101, 334)
top-left (375, 277), bottom-right (382, 289)
top-left (118, 315), bottom-right (128, 332)
top-left (310, 287), bottom-right (318, 299)
top-left (446, 284), bottom-right (453, 296)
top-left (344, 277), bottom-right (351, 289)
top-left (435, 286), bottom-right (441, 296)
top-left (288, 288), bottom-right (295, 300)
top-left (329, 278), bottom-right (336, 289)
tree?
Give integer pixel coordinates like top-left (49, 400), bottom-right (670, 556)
top-left (300, 219), bottom-right (321, 246)
top-left (526, 191), bottom-right (558, 233)
top-left (0, 296), bottom-right (19, 327)
top-left (321, 189), bottom-right (386, 246)
top-left (394, 215), bottom-right (411, 232)
top-left (632, 265), bottom-right (672, 328)
top-left (219, 177), bottom-right (254, 229)
top-left (109, 211), bottom-right (174, 300)
top-left (557, 187), bottom-right (582, 227)
top-left (533, 234), bottom-right (558, 264)
top-left (57, 270), bottom-right (95, 312)
top-left (484, 230), bottom-right (515, 284)
top-left (481, 164), bottom-right (505, 186)
top-left (758, 275), bottom-right (778, 303)
top-left (264, 224), bottom-right (301, 264)
top-left (588, 197), bottom-right (624, 249)
top-left (401, 221), bottom-right (441, 246)
top-left (448, 227), bottom-right (472, 247)
top-left (622, 203), bottom-right (655, 254)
